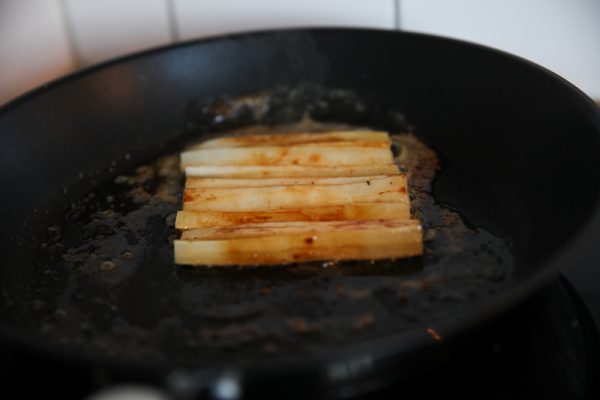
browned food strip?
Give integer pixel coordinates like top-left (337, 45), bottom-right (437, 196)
top-left (183, 175), bottom-right (409, 212)
top-left (185, 164), bottom-right (400, 178)
top-left (175, 202), bottom-right (410, 229)
top-left (190, 130), bottom-right (390, 149)
top-left (185, 175), bottom-right (396, 188)
top-left (180, 142), bottom-right (393, 168)
top-left (174, 219), bottom-right (423, 266)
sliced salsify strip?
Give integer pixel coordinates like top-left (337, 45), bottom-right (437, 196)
top-left (185, 164), bottom-right (400, 178)
top-left (180, 219), bottom-right (418, 239)
top-left (183, 175), bottom-right (409, 212)
top-left (180, 141), bottom-right (394, 168)
top-left (185, 174), bottom-right (400, 188)
top-left (189, 130), bottom-right (390, 149)
top-left (174, 219), bottom-right (423, 266)
top-left (175, 202), bottom-right (410, 229)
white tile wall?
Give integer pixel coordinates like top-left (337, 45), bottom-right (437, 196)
top-left (401, 0), bottom-right (600, 98)
top-left (171, 0), bottom-right (396, 40)
top-left (0, 0), bottom-right (75, 105)
top-left (63, 0), bottom-right (172, 66)
top-left (1, 0), bottom-right (599, 106)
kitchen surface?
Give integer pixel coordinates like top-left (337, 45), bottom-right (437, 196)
top-left (1, 2), bottom-right (600, 400)
top-left (1, 0), bottom-right (599, 104)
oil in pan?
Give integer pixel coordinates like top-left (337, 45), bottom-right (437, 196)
top-left (32, 84), bottom-right (514, 367)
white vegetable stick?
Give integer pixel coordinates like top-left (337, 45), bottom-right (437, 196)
top-left (180, 142), bottom-right (393, 168)
top-left (180, 219), bottom-right (416, 239)
top-left (183, 175), bottom-right (409, 212)
top-left (185, 175), bottom-right (399, 188)
top-left (191, 130), bottom-right (390, 149)
top-left (175, 202), bottom-right (410, 229)
top-left (174, 219), bottom-right (423, 266)
top-left (185, 164), bottom-right (400, 178)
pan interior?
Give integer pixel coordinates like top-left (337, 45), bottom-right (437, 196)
top-left (0, 85), bottom-right (516, 367)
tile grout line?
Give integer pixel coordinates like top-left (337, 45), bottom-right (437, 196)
top-left (165, 0), bottom-right (180, 42)
top-left (57, 0), bottom-right (84, 69)
top-left (394, 0), bottom-right (402, 30)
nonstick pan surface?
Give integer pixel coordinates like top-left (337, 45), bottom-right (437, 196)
top-left (1, 29), bottom-right (600, 388)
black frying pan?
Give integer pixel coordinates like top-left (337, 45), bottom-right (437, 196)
top-left (1, 29), bottom-right (600, 398)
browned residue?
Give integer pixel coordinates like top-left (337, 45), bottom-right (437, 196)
top-left (259, 286), bottom-right (271, 296)
top-left (288, 318), bottom-right (309, 335)
top-left (130, 187), bottom-right (151, 203)
top-left (426, 328), bottom-right (443, 343)
top-left (420, 274), bottom-right (442, 289)
top-left (353, 314), bottom-right (375, 331)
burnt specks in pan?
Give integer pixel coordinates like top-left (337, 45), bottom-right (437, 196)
top-left (259, 286), bottom-right (271, 296)
top-left (426, 327), bottom-right (443, 343)
top-left (288, 318), bottom-right (309, 335)
top-left (99, 260), bottom-right (117, 272)
top-left (353, 314), bottom-right (375, 331)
